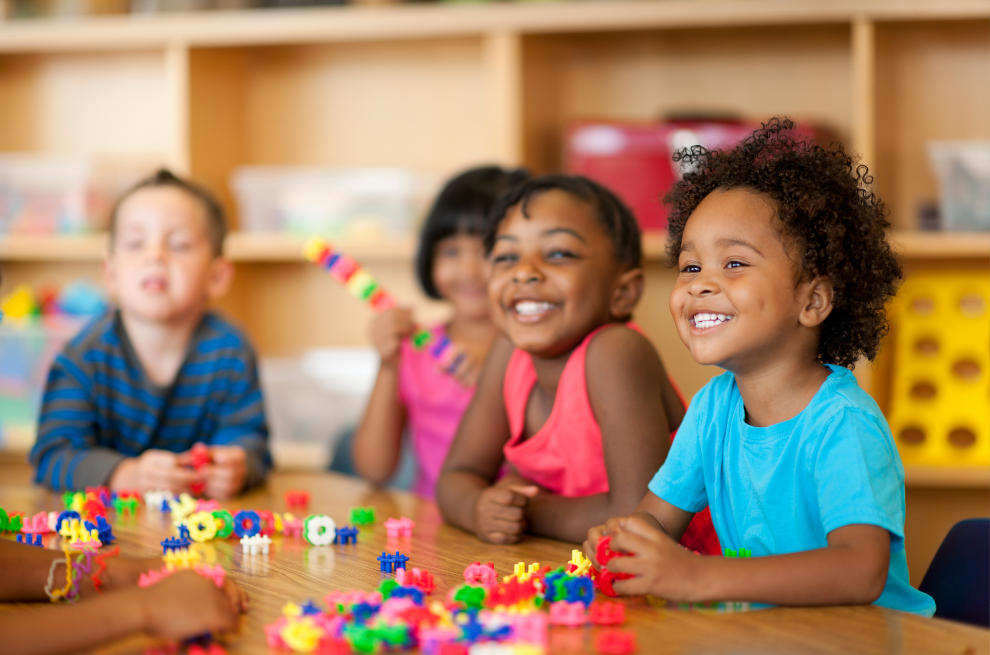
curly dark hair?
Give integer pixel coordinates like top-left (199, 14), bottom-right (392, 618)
top-left (484, 174), bottom-right (642, 271)
top-left (664, 117), bottom-right (902, 368)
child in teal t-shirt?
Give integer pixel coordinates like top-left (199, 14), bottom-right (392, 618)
top-left (584, 118), bottom-right (935, 616)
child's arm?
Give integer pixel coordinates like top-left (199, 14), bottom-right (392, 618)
top-left (518, 327), bottom-right (676, 543)
top-left (437, 336), bottom-right (539, 544)
top-left (204, 343), bottom-right (272, 497)
top-left (351, 307), bottom-right (415, 485)
top-left (598, 508), bottom-right (890, 605)
top-left (0, 570), bottom-right (246, 655)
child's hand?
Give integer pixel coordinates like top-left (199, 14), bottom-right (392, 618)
top-left (583, 523), bottom-right (608, 568)
top-left (601, 514), bottom-right (703, 599)
top-left (440, 343), bottom-right (483, 388)
top-left (473, 484), bottom-right (539, 544)
top-left (92, 556), bottom-right (164, 595)
top-left (202, 446), bottom-right (248, 499)
top-left (137, 570), bottom-right (244, 640)
top-left (371, 307), bottom-right (415, 366)
top-left (109, 450), bottom-right (196, 494)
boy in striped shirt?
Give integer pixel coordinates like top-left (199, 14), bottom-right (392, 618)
top-left (30, 170), bottom-right (271, 497)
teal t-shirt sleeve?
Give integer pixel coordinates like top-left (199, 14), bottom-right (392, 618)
top-left (648, 382), bottom-right (710, 514)
top-left (813, 407), bottom-right (905, 548)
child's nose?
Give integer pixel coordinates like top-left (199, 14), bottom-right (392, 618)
top-left (689, 271), bottom-right (720, 296)
top-left (511, 262), bottom-right (542, 284)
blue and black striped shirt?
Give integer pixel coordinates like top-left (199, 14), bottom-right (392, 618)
top-left (29, 310), bottom-right (272, 490)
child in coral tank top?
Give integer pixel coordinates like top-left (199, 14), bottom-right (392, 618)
top-left (437, 174), bottom-right (719, 553)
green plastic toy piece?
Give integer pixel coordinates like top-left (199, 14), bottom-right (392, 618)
top-left (213, 509), bottom-right (234, 539)
top-left (350, 507), bottom-right (375, 525)
top-left (410, 330), bottom-right (432, 350)
top-left (61, 491), bottom-right (75, 509)
top-left (724, 548), bottom-right (752, 558)
top-left (343, 625), bottom-right (380, 654)
top-left (452, 584), bottom-right (486, 608)
top-left (372, 624), bottom-right (408, 647)
top-left (378, 578), bottom-right (399, 600)
top-left (8, 514), bottom-right (22, 532)
top-left (0, 507), bottom-right (7, 532)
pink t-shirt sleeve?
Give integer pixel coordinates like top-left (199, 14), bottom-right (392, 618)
top-left (397, 326), bottom-right (476, 499)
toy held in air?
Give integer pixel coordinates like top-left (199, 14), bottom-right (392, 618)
top-left (304, 238), bottom-right (462, 370)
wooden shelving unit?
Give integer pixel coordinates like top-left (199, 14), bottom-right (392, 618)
top-left (904, 465), bottom-right (990, 489)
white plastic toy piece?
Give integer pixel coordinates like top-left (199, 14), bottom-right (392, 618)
top-left (240, 534), bottom-right (272, 555)
top-left (144, 489), bottom-right (172, 510)
top-left (47, 512), bottom-right (59, 532)
top-left (304, 515), bottom-right (337, 546)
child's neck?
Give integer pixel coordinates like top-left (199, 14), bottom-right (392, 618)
top-left (120, 310), bottom-right (202, 388)
top-left (734, 357), bottom-right (832, 428)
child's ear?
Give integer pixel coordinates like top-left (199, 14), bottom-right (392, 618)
top-left (610, 267), bottom-right (644, 320)
top-left (798, 276), bottom-right (834, 328)
top-left (206, 257), bottom-right (234, 300)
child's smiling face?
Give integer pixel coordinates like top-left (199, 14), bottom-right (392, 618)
top-left (670, 187), bottom-right (828, 373)
top-left (489, 189), bottom-right (639, 358)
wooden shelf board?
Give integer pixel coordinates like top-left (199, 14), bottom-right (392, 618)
top-left (1, 229), bottom-right (986, 263)
top-left (890, 230), bottom-right (990, 260)
top-left (904, 465), bottom-right (990, 489)
top-left (0, 0), bottom-right (987, 53)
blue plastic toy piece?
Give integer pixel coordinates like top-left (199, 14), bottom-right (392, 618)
top-left (563, 575), bottom-right (595, 607)
top-left (378, 552), bottom-right (395, 573)
top-left (85, 516), bottom-right (116, 545)
top-left (233, 510), bottom-right (260, 538)
top-left (392, 552), bottom-right (409, 570)
top-left (390, 585), bottom-right (424, 604)
top-left (351, 602), bottom-right (378, 625)
top-left (161, 536), bottom-right (191, 554)
top-left (17, 533), bottom-right (42, 547)
top-left (300, 600), bottom-right (322, 616)
top-left (160, 499), bottom-right (172, 513)
top-left (177, 524), bottom-right (191, 541)
top-left (334, 525), bottom-right (359, 545)
top-left (55, 510), bottom-right (80, 533)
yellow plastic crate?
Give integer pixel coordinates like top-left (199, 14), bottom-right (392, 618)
top-left (888, 272), bottom-right (990, 466)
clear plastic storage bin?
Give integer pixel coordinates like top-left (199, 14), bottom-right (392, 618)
top-left (928, 140), bottom-right (990, 232)
top-left (231, 166), bottom-right (440, 239)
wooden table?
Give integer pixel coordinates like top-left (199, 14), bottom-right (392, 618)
top-left (0, 459), bottom-right (987, 655)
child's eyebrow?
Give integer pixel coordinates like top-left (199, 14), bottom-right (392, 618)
top-left (494, 235), bottom-right (519, 243)
top-left (541, 227), bottom-right (586, 243)
top-left (716, 237), bottom-right (764, 256)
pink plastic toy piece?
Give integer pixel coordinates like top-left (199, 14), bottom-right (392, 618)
top-left (438, 644), bottom-right (469, 655)
top-left (195, 563), bottom-right (226, 588)
top-left (419, 627), bottom-right (460, 655)
top-left (589, 600), bottom-right (626, 625)
top-left (264, 617), bottom-right (287, 648)
top-left (549, 601), bottom-right (586, 627)
top-left (329, 255), bottom-right (359, 284)
top-left (282, 515), bottom-right (303, 538)
top-left (23, 512), bottom-right (51, 534)
top-left (383, 516), bottom-right (415, 538)
top-left (463, 561), bottom-right (498, 589)
top-left (196, 499), bottom-right (220, 512)
top-left (138, 568), bottom-right (171, 588)
top-left (594, 629), bottom-right (637, 654)
top-left (511, 612), bottom-right (548, 646)
top-left (378, 597), bottom-right (417, 622)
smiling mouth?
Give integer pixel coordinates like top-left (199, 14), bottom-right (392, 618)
top-left (690, 312), bottom-right (734, 329)
top-left (511, 300), bottom-right (559, 319)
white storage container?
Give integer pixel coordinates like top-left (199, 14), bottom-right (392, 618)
top-left (928, 140), bottom-right (990, 232)
top-left (231, 166), bottom-right (440, 238)
top-left (0, 154), bottom-right (146, 234)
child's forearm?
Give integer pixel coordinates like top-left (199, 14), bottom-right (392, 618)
top-left (0, 588), bottom-right (145, 655)
top-left (436, 469), bottom-right (488, 533)
top-left (525, 492), bottom-right (641, 544)
top-left (352, 364), bottom-right (407, 485)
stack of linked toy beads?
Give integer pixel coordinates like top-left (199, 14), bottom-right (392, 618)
top-left (266, 548), bottom-right (635, 654)
top-left (303, 238), bottom-right (462, 368)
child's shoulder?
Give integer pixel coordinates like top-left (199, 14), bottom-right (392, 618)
top-left (813, 365), bottom-right (886, 426)
top-left (585, 322), bottom-right (658, 363)
top-left (197, 312), bottom-right (257, 357)
top-left (60, 310), bottom-right (119, 362)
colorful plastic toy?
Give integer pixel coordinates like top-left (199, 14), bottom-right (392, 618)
top-left (55, 510), bottom-right (80, 533)
top-left (594, 629), bottom-right (637, 654)
top-left (350, 507), bottom-right (375, 525)
top-left (589, 600), bottom-right (626, 625)
top-left (233, 510), bottom-right (261, 538)
top-left (257, 509), bottom-right (277, 537)
top-left (187, 511), bottom-right (219, 542)
top-left (888, 272), bottom-right (990, 466)
top-left (17, 533), bottom-right (42, 546)
top-left (595, 536), bottom-right (633, 597)
top-left (463, 561), bottom-right (498, 589)
top-left (304, 515), bottom-right (337, 546)
top-left (285, 490), bottom-right (310, 509)
top-left (213, 509), bottom-right (234, 539)
top-left (282, 513), bottom-right (303, 538)
top-left (395, 567), bottom-right (435, 595)
top-left (549, 601), bottom-right (586, 626)
top-left (161, 536), bottom-right (191, 554)
top-left (241, 534), bottom-right (272, 555)
top-left (724, 548), bottom-right (752, 558)
top-left (22, 511), bottom-right (52, 534)
top-left (384, 516), bottom-right (415, 538)
top-left (334, 525), bottom-right (359, 544)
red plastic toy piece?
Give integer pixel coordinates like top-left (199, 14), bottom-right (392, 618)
top-left (190, 480), bottom-right (206, 496)
top-left (284, 490), bottom-right (310, 509)
top-left (594, 568), bottom-right (632, 598)
top-left (596, 535), bottom-right (623, 566)
top-left (256, 509), bottom-right (276, 537)
top-left (589, 600), bottom-right (626, 625)
top-left (396, 567), bottom-right (436, 595)
top-left (594, 629), bottom-right (637, 654)
top-left (438, 644), bottom-right (468, 655)
top-left (190, 443), bottom-right (212, 470)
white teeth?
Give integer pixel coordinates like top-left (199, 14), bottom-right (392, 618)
top-left (691, 313), bottom-right (734, 329)
top-left (514, 301), bottom-right (555, 316)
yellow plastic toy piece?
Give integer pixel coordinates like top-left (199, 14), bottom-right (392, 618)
top-left (303, 237), bottom-right (328, 263)
top-left (69, 493), bottom-right (85, 513)
top-left (568, 549), bottom-right (592, 576)
top-left (282, 601), bottom-right (303, 618)
top-left (888, 272), bottom-right (990, 466)
top-left (1, 284), bottom-right (37, 319)
top-left (164, 548), bottom-right (202, 571)
top-left (169, 493), bottom-right (198, 524)
top-left (186, 511), bottom-right (219, 542)
top-left (281, 617), bottom-right (322, 653)
top-left (58, 518), bottom-right (88, 543)
top-left (273, 512), bottom-right (284, 534)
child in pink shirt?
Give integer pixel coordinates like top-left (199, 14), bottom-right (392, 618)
top-left (437, 174), bottom-right (719, 552)
top-left (351, 166), bottom-right (528, 499)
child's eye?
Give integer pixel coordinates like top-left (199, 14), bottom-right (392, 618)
top-left (437, 246), bottom-right (459, 259)
top-left (492, 252), bottom-right (518, 266)
top-left (680, 264), bottom-right (701, 274)
top-left (170, 241), bottom-right (191, 252)
top-left (546, 249), bottom-right (576, 261)
top-left (725, 260), bottom-right (747, 269)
